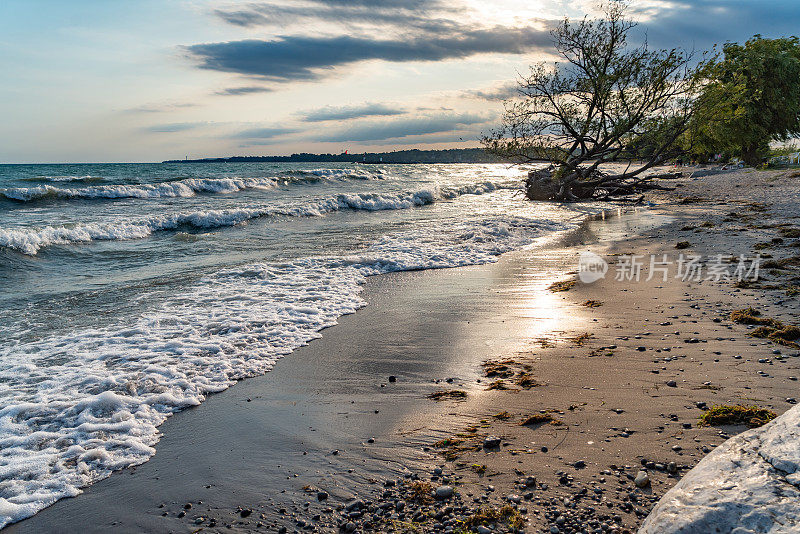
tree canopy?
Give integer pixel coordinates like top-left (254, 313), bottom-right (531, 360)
top-left (689, 35), bottom-right (800, 166)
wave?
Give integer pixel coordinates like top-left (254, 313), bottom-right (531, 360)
top-left (0, 208), bottom-right (562, 529)
top-left (1, 169), bottom-right (381, 202)
top-left (18, 175), bottom-right (106, 184)
top-left (0, 182), bottom-right (517, 255)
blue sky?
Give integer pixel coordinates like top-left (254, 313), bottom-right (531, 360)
top-left (1, 0), bottom-right (799, 163)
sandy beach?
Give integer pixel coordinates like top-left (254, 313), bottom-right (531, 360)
top-left (5, 167), bottom-right (798, 533)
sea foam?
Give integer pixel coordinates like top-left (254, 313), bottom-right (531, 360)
top-left (0, 169), bottom-right (380, 202)
top-left (0, 207), bottom-right (560, 528)
top-left (0, 181), bottom-right (515, 255)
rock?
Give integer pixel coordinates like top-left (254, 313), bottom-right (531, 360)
top-left (436, 486), bottom-right (454, 499)
top-left (508, 494), bottom-right (522, 504)
top-left (317, 491), bottom-right (329, 501)
top-left (640, 405), bottom-right (800, 533)
top-left (477, 526), bottom-right (492, 534)
top-left (346, 500), bottom-right (363, 512)
top-left (524, 476), bottom-right (537, 487)
top-left (239, 509), bottom-right (252, 518)
top-left (483, 436), bottom-right (502, 449)
top-left (667, 462), bottom-right (678, 474)
top-left (666, 380), bottom-right (677, 387)
top-left (574, 460), bottom-right (586, 469)
top-left (634, 471), bottom-right (651, 488)
top-left (388, 375), bottom-right (397, 383)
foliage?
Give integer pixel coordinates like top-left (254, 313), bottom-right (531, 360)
top-left (483, 1), bottom-right (700, 201)
top-left (688, 35), bottom-right (800, 165)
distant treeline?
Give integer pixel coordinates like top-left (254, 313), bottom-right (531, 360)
top-left (163, 148), bottom-right (514, 164)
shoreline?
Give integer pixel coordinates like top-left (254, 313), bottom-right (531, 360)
top-left (6, 168), bottom-right (800, 533)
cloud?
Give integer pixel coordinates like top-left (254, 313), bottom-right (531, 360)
top-left (185, 26), bottom-right (552, 82)
top-left (126, 102), bottom-right (197, 113)
top-left (300, 103), bottom-right (406, 122)
top-left (230, 126), bottom-right (300, 139)
top-left (464, 80), bottom-right (520, 101)
top-left (215, 86), bottom-right (275, 96)
top-left (213, 0), bottom-right (456, 31)
top-left (312, 112), bottom-right (491, 142)
top-left (146, 122), bottom-right (205, 133)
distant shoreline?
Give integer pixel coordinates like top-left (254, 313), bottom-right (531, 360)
top-left (163, 148), bottom-right (520, 165)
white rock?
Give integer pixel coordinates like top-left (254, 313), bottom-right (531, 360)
top-left (640, 404), bottom-right (800, 533)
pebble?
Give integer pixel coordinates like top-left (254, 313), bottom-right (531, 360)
top-left (634, 471), bottom-right (650, 488)
top-left (435, 485), bottom-right (454, 499)
top-left (483, 436), bottom-right (502, 449)
top-left (667, 462), bottom-right (678, 474)
top-left (666, 380), bottom-right (677, 387)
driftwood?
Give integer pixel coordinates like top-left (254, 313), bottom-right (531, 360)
top-left (526, 166), bottom-right (675, 202)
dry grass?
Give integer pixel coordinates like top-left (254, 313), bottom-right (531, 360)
top-left (730, 308), bottom-right (777, 326)
top-left (779, 227), bottom-right (800, 238)
top-left (461, 505), bottom-right (526, 531)
top-left (549, 279), bottom-right (577, 292)
top-left (731, 308), bottom-right (800, 347)
top-left (492, 411), bottom-right (512, 420)
top-left (482, 359), bottom-right (515, 378)
top-left (433, 437), bottom-right (464, 449)
top-left (485, 380), bottom-right (510, 391)
top-left (405, 481), bottom-right (434, 504)
top-left (762, 255), bottom-right (800, 269)
top-left (520, 412), bottom-right (563, 426)
top-left (751, 324), bottom-right (800, 346)
top-left (570, 332), bottom-right (594, 346)
top-left (698, 405), bottom-right (777, 428)
top-left (470, 463), bottom-right (487, 475)
top-left (515, 371), bottom-right (541, 389)
top-left (428, 390), bottom-right (467, 401)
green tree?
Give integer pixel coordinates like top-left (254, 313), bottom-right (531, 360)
top-left (690, 35), bottom-right (800, 166)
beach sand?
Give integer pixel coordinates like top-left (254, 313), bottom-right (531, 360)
top-left (7, 168), bottom-right (800, 533)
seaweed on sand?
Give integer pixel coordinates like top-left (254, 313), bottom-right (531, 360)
top-left (549, 279), bottom-right (576, 292)
top-left (428, 390), bottom-right (467, 401)
top-left (698, 405), bottom-right (777, 428)
top-left (520, 412), bottom-right (563, 426)
top-left (460, 505), bottom-right (526, 531)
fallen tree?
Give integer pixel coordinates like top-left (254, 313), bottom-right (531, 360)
top-left (483, 1), bottom-right (702, 202)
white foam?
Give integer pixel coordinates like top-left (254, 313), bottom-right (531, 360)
top-left (1, 170), bottom-right (383, 202)
top-left (0, 206), bottom-right (562, 528)
top-left (0, 182), bottom-right (518, 255)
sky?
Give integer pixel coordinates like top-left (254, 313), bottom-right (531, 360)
top-left (1, 0), bottom-right (799, 163)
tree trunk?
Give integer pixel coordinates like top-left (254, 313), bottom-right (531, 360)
top-left (741, 144), bottom-right (762, 167)
top-left (525, 168), bottom-right (559, 201)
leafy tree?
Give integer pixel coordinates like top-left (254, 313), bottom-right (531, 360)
top-left (690, 35), bottom-right (800, 166)
top-left (483, 1), bottom-right (700, 201)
